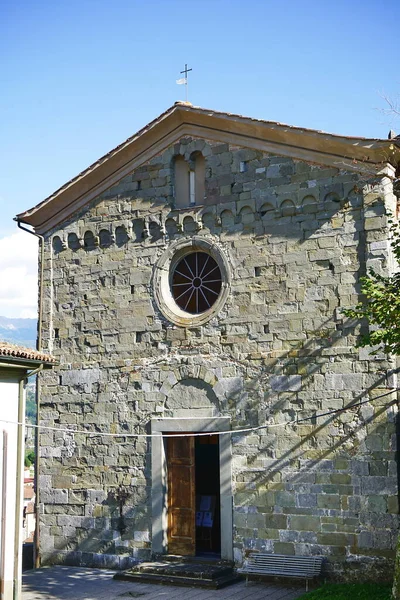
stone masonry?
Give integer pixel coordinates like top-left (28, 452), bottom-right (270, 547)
top-left (37, 132), bottom-right (399, 581)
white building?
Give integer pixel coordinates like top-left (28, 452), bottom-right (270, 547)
top-left (0, 343), bottom-right (54, 600)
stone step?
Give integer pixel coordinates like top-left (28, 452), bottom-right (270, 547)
top-left (114, 570), bottom-right (243, 589)
top-left (136, 561), bottom-right (233, 579)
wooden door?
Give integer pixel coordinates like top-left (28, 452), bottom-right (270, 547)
top-left (167, 435), bottom-right (195, 555)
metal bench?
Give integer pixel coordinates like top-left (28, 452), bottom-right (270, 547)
top-left (238, 553), bottom-right (323, 591)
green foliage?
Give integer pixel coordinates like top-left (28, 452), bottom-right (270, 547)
top-left (24, 450), bottom-right (35, 467)
top-left (299, 582), bottom-right (392, 600)
top-left (393, 533), bottom-right (400, 599)
top-left (343, 218), bottom-right (400, 355)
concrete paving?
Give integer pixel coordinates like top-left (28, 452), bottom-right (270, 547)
top-left (22, 566), bottom-right (306, 600)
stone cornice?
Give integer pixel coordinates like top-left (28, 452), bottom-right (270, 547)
top-left (17, 103), bottom-right (400, 234)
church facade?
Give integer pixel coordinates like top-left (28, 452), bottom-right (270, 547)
top-left (18, 103), bottom-right (400, 580)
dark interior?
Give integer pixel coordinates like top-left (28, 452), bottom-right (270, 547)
top-left (195, 435), bottom-right (221, 555)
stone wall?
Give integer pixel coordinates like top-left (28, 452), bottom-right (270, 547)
top-left (38, 136), bottom-right (399, 580)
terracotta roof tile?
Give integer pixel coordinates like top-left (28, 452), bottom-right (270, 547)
top-left (0, 342), bottom-right (56, 364)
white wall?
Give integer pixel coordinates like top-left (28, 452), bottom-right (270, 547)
top-left (0, 370), bottom-right (25, 600)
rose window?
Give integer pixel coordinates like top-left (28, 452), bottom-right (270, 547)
top-left (171, 252), bottom-right (222, 314)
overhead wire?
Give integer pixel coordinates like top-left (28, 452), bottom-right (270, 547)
top-left (0, 388), bottom-right (397, 439)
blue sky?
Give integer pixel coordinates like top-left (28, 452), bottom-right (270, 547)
top-left (0, 0), bottom-right (399, 317)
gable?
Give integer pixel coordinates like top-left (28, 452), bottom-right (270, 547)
top-left (17, 102), bottom-right (400, 234)
top-left (44, 136), bottom-right (358, 241)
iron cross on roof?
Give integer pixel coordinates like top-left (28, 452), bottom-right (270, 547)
top-left (177, 63), bottom-right (193, 102)
top-left (181, 63), bottom-right (192, 79)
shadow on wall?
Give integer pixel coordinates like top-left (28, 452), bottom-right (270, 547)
top-left (51, 186), bottom-right (366, 254)
top-left (38, 314), bottom-right (398, 578)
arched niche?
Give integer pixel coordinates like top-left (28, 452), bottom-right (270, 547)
top-left (132, 218), bottom-right (144, 242)
top-left (260, 202), bottom-right (275, 220)
top-left (84, 230), bottom-right (96, 250)
top-left (52, 235), bottom-right (64, 254)
top-left (220, 209), bottom-right (234, 228)
top-left (239, 205), bottom-right (254, 229)
top-left (324, 191), bottom-right (343, 211)
top-left (115, 225), bottom-right (129, 247)
top-left (301, 195), bottom-right (318, 214)
top-left (149, 221), bottom-right (162, 241)
top-left (99, 229), bottom-right (112, 248)
top-left (202, 212), bottom-right (216, 230)
top-left (67, 232), bottom-right (80, 251)
top-left (280, 199), bottom-right (296, 217)
top-left (165, 217), bottom-right (179, 237)
top-left (183, 215), bottom-right (197, 234)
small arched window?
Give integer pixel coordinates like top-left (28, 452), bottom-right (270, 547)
top-left (174, 155), bottom-right (190, 208)
top-left (189, 152), bottom-right (205, 206)
top-left (173, 152), bottom-right (205, 208)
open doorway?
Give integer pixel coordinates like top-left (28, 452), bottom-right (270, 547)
top-left (166, 433), bottom-right (221, 557)
top-left (195, 435), bottom-right (221, 556)
top-left (151, 417), bottom-right (232, 562)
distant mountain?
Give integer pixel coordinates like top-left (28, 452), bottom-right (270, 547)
top-left (0, 316), bottom-right (37, 349)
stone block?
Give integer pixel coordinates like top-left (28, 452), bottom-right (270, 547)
top-left (358, 531), bottom-right (374, 549)
top-left (290, 516), bottom-right (320, 531)
top-left (325, 374), bottom-right (363, 391)
top-left (41, 489), bottom-right (68, 505)
top-left (275, 491), bottom-right (296, 507)
top-left (166, 328), bottom-right (186, 341)
top-left (318, 532), bottom-right (353, 546)
top-left (129, 270), bottom-right (151, 285)
top-left (296, 494), bottom-right (317, 508)
top-left (213, 377), bottom-right (243, 399)
top-left (274, 542), bottom-right (295, 554)
top-left (264, 514), bottom-right (288, 529)
top-left (317, 494), bottom-right (341, 509)
top-left (364, 216), bottom-right (385, 231)
top-left (361, 477), bottom-right (397, 496)
top-left (53, 476), bottom-right (74, 489)
top-left (61, 369), bottom-right (101, 392)
top-left (270, 375), bottom-right (301, 392)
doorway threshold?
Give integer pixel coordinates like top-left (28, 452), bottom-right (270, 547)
top-left (163, 553), bottom-right (225, 564)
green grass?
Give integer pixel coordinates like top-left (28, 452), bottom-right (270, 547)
top-left (299, 582), bottom-right (392, 600)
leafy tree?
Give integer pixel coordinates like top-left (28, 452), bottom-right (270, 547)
top-left (344, 215), bottom-right (400, 599)
top-left (24, 450), bottom-right (35, 467)
top-left (343, 218), bottom-right (400, 353)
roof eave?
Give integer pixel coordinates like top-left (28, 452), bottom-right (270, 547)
top-left (0, 355), bottom-right (57, 369)
top-left (17, 103), bottom-right (400, 234)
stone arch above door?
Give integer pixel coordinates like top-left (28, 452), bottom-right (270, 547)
top-left (165, 378), bottom-right (220, 415)
top-left (154, 363), bottom-right (244, 418)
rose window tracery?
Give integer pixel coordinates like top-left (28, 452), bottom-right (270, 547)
top-left (171, 252), bottom-right (222, 314)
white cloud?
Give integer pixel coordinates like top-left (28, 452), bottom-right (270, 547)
top-left (0, 230), bottom-right (38, 318)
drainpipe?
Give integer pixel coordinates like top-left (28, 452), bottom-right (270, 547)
top-left (15, 219), bottom-right (45, 569)
top-left (16, 221), bottom-right (43, 352)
